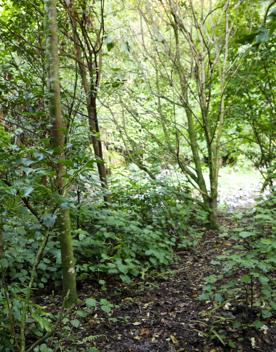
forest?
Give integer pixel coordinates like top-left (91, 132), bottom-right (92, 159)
top-left (0, 0), bottom-right (275, 351)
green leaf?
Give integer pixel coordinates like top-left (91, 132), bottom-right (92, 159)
top-left (37, 344), bottom-right (53, 352)
top-left (76, 310), bottom-right (88, 318)
top-left (214, 293), bottom-right (223, 302)
top-left (259, 276), bottom-right (269, 285)
top-left (70, 319), bottom-right (81, 328)
top-left (228, 340), bottom-right (236, 349)
top-left (241, 274), bottom-right (251, 283)
top-left (32, 312), bottom-right (52, 332)
top-left (261, 310), bottom-right (272, 319)
top-left (85, 298), bottom-right (97, 308)
top-left (21, 158), bottom-right (34, 166)
top-left (254, 320), bottom-right (264, 329)
top-left (206, 275), bottom-right (218, 284)
top-left (256, 27), bottom-right (269, 43)
top-left (42, 214), bottom-right (57, 228)
top-left (239, 231), bottom-right (253, 238)
top-left (120, 274), bottom-right (131, 283)
top-left (59, 202), bottom-right (71, 209)
top-left (233, 321), bottom-right (241, 329)
top-left (107, 41), bottom-right (115, 51)
top-left (23, 186), bottom-right (34, 197)
top-left (199, 293), bottom-right (209, 301)
top-left (100, 299), bottom-right (113, 314)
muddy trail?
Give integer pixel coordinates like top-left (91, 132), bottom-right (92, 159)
top-left (42, 212), bottom-right (275, 352)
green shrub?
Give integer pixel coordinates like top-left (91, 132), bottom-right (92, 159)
top-left (0, 216), bottom-right (61, 290)
top-left (200, 194), bottom-right (276, 347)
top-left (109, 179), bottom-right (208, 244)
top-left (74, 208), bottom-right (175, 283)
top-left (0, 285), bottom-right (54, 352)
top-left (74, 180), bottom-right (207, 283)
top-left (110, 178), bottom-right (185, 217)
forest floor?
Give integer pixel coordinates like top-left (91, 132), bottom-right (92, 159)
top-left (47, 215), bottom-right (275, 352)
top-left (40, 170), bottom-right (275, 352)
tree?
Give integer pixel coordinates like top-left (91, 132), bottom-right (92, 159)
top-left (115, 0), bottom-right (238, 228)
top-left (45, 0), bottom-right (77, 306)
top-left (64, 0), bottom-right (109, 199)
top-left (226, 1), bottom-right (276, 191)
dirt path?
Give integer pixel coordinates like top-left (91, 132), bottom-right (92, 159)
top-left (51, 219), bottom-right (275, 352)
top-left (59, 230), bottom-right (220, 351)
top-left (42, 180), bottom-right (274, 352)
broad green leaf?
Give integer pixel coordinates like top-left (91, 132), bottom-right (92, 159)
top-left (85, 298), bottom-right (97, 308)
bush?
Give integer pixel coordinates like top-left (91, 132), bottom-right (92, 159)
top-left (109, 178), bottom-right (208, 244)
top-left (0, 215), bottom-right (61, 290)
top-left (200, 194), bottom-right (276, 347)
top-left (74, 207), bottom-right (175, 283)
top-left (75, 179), bottom-right (208, 283)
top-left (0, 284), bottom-right (54, 352)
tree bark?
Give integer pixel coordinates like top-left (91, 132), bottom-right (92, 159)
top-left (68, 3), bottom-right (109, 199)
top-left (0, 226), bottom-right (3, 258)
top-left (87, 95), bottom-right (108, 189)
top-left (45, 0), bottom-right (77, 306)
top-left (171, 21), bottom-right (218, 227)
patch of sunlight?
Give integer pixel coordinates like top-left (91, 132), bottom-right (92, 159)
top-left (217, 167), bottom-right (264, 210)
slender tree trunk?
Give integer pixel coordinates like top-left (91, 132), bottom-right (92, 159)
top-left (68, 5), bottom-right (109, 197)
top-left (45, 0), bottom-right (77, 306)
top-left (206, 143), bottom-right (219, 229)
top-left (208, 196), bottom-right (218, 229)
top-left (173, 26), bottom-right (217, 227)
top-left (0, 112), bottom-right (4, 258)
top-left (0, 225), bottom-right (3, 258)
top-left (87, 94), bottom-right (108, 189)
top-left (187, 107), bottom-right (219, 229)
top-left (206, 1), bottom-right (230, 229)
top-left (209, 167), bottom-right (219, 229)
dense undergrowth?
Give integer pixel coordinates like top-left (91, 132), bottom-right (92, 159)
top-left (74, 180), bottom-right (207, 284)
top-left (201, 193), bottom-right (276, 349)
top-left (0, 0), bottom-right (275, 350)
top-left (0, 178), bottom-right (208, 351)
top-left (0, 179), bottom-right (275, 351)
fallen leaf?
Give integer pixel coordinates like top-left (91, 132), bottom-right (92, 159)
top-left (132, 321), bottom-right (142, 326)
top-left (170, 334), bottom-right (179, 345)
top-left (140, 327), bottom-right (150, 336)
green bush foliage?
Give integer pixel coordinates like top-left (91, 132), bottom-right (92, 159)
top-left (0, 175), bottom-right (206, 350)
top-left (75, 180), bottom-right (207, 283)
top-left (200, 194), bottom-right (276, 347)
top-left (0, 285), bottom-right (54, 352)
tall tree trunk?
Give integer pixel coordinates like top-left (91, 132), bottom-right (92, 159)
top-left (0, 226), bottom-right (3, 258)
top-left (209, 156), bottom-right (219, 229)
top-left (207, 1), bottom-right (230, 229)
top-left (0, 112), bottom-right (4, 258)
top-left (173, 24), bottom-right (218, 228)
top-left (45, 0), bottom-right (77, 306)
top-left (205, 143), bottom-right (219, 229)
top-left (68, 4), bottom-right (109, 198)
top-left (87, 94), bottom-right (108, 189)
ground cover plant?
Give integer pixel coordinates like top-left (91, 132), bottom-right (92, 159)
top-left (200, 194), bottom-right (276, 349)
top-left (0, 0), bottom-right (275, 351)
